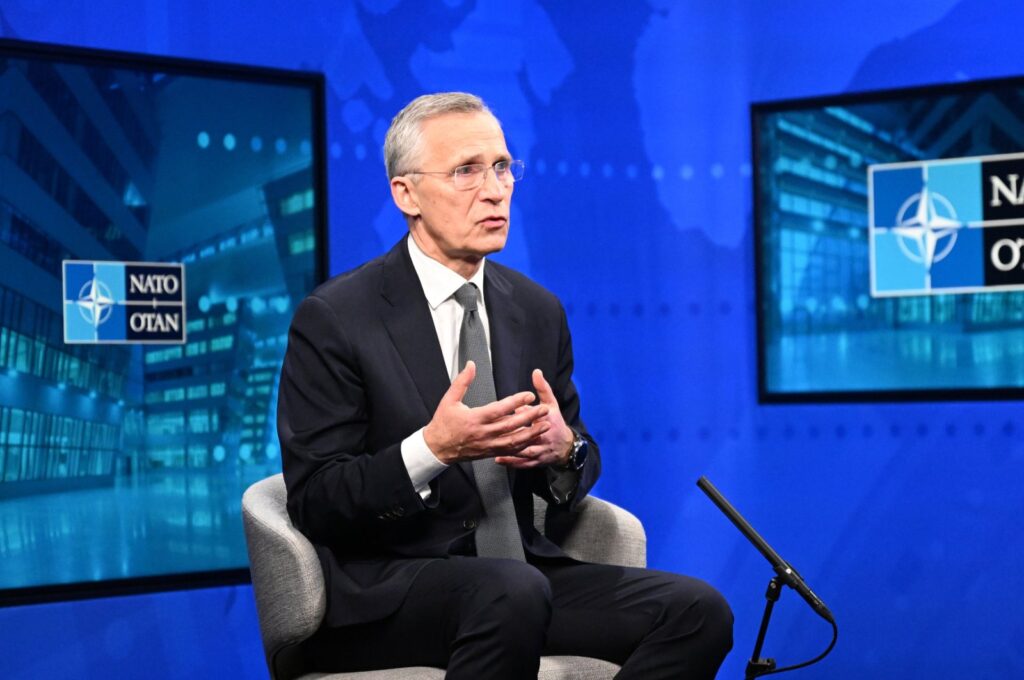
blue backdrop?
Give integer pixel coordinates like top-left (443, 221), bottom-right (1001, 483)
top-left (3, 1), bottom-right (1023, 678)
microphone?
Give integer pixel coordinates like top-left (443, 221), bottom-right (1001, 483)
top-left (697, 476), bottom-right (834, 624)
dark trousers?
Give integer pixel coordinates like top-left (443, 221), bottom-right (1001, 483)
top-left (306, 556), bottom-right (733, 679)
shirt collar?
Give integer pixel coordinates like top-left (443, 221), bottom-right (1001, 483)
top-left (407, 234), bottom-right (487, 310)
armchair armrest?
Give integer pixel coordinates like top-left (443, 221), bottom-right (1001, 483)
top-left (533, 495), bottom-right (647, 568)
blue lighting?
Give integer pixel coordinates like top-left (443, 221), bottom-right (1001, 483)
top-left (223, 133), bottom-right (236, 151)
top-left (196, 131), bottom-right (210, 148)
top-left (251, 135), bottom-right (263, 152)
top-left (275, 138), bottom-right (287, 154)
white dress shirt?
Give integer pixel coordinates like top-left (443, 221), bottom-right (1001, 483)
top-left (400, 235), bottom-right (492, 498)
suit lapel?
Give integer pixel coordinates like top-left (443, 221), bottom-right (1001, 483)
top-left (484, 264), bottom-right (525, 400)
top-left (379, 237), bottom-right (451, 416)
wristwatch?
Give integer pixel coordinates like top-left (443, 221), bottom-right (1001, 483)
top-left (564, 428), bottom-right (588, 471)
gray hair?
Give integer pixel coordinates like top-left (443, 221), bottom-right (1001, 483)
top-left (383, 92), bottom-right (496, 179)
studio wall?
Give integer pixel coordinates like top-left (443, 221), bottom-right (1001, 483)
top-left (3, 1), bottom-right (1023, 678)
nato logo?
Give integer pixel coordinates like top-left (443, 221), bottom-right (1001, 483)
top-left (869, 152), bottom-right (1024, 297)
top-left (63, 261), bottom-right (186, 344)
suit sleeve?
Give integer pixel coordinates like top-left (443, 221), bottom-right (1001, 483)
top-left (276, 294), bottom-right (433, 547)
top-left (531, 303), bottom-right (600, 509)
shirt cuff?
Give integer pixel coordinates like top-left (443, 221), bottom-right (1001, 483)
top-left (401, 427), bottom-right (449, 500)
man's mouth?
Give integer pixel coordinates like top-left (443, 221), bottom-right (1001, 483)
top-left (479, 216), bottom-right (508, 228)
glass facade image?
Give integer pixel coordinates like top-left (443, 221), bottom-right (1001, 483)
top-left (0, 46), bottom-right (321, 592)
top-left (755, 82), bottom-right (1024, 397)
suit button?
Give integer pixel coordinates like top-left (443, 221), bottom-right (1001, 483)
top-left (463, 519), bottom-right (478, 530)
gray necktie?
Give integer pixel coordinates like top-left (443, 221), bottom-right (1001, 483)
top-left (454, 282), bottom-right (526, 561)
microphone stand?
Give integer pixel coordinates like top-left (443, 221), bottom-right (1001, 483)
top-left (696, 476), bottom-right (838, 678)
top-left (746, 576), bottom-right (783, 678)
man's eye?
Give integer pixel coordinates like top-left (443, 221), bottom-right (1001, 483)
top-left (453, 165), bottom-right (483, 176)
top-left (493, 161), bottom-right (510, 172)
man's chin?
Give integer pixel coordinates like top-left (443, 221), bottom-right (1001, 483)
top-left (474, 231), bottom-right (509, 256)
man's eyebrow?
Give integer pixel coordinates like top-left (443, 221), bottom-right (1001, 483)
top-left (454, 152), bottom-right (511, 166)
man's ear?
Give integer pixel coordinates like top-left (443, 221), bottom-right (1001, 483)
top-left (390, 176), bottom-right (420, 218)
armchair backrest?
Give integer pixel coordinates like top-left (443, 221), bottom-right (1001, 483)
top-left (242, 474), bottom-right (325, 677)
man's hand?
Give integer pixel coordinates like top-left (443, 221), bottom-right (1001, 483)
top-left (494, 369), bottom-right (575, 469)
top-left (423, 361), bottom-right (551, 465)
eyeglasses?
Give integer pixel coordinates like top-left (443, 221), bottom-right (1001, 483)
top-left (407, 159), bottom-right (525, 191)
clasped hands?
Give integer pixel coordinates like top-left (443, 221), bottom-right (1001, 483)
top-left (423, 362), bottom-right (574, 469)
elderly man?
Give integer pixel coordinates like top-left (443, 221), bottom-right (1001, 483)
top-left (277, 92), bottom-right (732, 679)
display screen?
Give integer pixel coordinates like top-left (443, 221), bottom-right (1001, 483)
top-left (0, 39), bottom-right (325, 599)
top-left (753, 76), bottom-right (1024, 402)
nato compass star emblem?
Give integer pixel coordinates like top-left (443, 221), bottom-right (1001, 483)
top-left (76, 278), bottom-right (115, 328)
top-left (891, 185), bottom-right (963, 271)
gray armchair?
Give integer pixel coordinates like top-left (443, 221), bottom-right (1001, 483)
top-left (242, 473), bottom-right (646, 680)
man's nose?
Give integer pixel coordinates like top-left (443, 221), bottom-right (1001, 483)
top-left (477, 166), bottom-right (509, 200)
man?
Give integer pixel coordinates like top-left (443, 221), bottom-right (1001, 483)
top-left (277, 92), bottom-right (732, 679)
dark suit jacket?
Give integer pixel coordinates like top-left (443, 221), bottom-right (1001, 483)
top-left (277, 236), bottom-right (600, 627)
